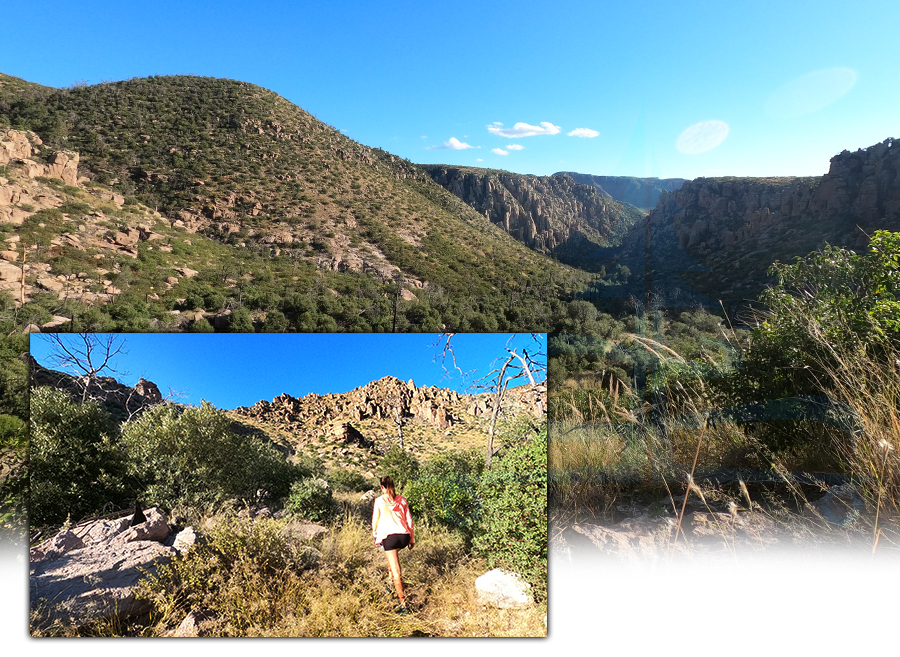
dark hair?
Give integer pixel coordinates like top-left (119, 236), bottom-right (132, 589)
top-left (380, 476), bottom-right (396, 501)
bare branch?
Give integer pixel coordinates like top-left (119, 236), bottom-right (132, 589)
top-left (41, 333), bottom-right (128, 402)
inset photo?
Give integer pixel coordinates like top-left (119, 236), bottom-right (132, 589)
top-left (28, 332), bottom-right (546, 637)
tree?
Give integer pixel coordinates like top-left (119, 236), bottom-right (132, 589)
top-left (120, 401), bottom-right (300, 509)
top-left (473, 426), bottom-right (547, 600)
top-left (719, 231), bottom-right (900, 405)
top-left (437, 333), bottom-right (546, 468)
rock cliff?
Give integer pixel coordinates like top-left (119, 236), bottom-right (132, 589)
top-left (30, 356), bottom-right (165, 420)
top-left (422, 165), bottom-right (642, 267)
top-left (599, 138), bottom-right (899, 312)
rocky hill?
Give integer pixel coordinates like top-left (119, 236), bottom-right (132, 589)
top-left (421, 165), bottom-right (643, 270)
top-left (553, 173), bottom-right (686, 212)
top-left (591, 137), bottom-right (899, 314)
top-left (0, 72), bottom-right (591, 333)
top-left (232, 375), bottom-right (546, 470)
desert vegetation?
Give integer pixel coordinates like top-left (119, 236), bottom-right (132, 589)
top-left (550, 231), bottom-right (900, 556)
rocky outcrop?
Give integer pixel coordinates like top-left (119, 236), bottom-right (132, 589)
top-left (0, 128), bottom-right (39, 163)
top-left (235, 376), bottom-right (545, 437)
top-left (45, 150), bottom-right (80, 186)
top-left (423, 165), bottom-right (641, 262)
top-left (30, 507), bottom-right (177, 628)
top-left (1, 128), bottom-right (80, 187)
top-left (135, 377), bottom-right (163, 403)
top-left (30, 357), bottom-right (165, 419)
top-left (598, 137), bottom-right (900, 311)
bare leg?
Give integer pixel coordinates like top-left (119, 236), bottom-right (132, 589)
top-left (384, 548), bottom-right (406, 605)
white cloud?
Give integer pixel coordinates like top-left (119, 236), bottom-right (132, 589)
top-left (487, 121), bottom-right (561, 138)
top-left (506, 144), bottom-right (524, 151)
top-left (421, 135), bottom-right (427, 139)
top-left (492, 148), bottom-right (508, 155)
top-left (567, 128), bottom-right (599, 138)
top-left (426, 137), bottom-right (478, 151)
top-left (675, 120), bottom-right (729, 154)
top-left (476, 158), bottom-right (483, 162)
top-left (764, 67), bottom-right (858, 119)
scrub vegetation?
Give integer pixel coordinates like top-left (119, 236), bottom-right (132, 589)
top-left (550, 231), bottom-right (900, 553)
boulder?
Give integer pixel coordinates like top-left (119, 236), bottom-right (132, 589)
top-left (0, 261), bottom-right (21, 282)
top-left (0, 129), bottom-right (34, 163)
top-left (280, 521), bottom-right (329, 542)
top-left (474, 568), bottom-right (534, 609)
top-left (172, 527), bottom-right (198, 553)
top-left (173, 609), bottom-right (217, 637)
top-left (30, 507), bottom-right (174, 628)
top-left (134, 377), bottom-right (162, 403)
top-left (46, 151), bottom-right (80, 186)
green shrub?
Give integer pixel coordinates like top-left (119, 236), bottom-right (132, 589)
top-left (327, 468), bottom-right (371, 493)
top-left (228, 306), bottom-right (255, 332)
top-left (473, 427), bottom-right (547, 601)
top-left (191, 317), bottom-right (215, 332)
top-left (404, 449), bottom-right (483, 531)
top-left (376, 444), bottom-right (420, 491)
top-left (120, 402), bottom-right (300, 509)
top-left (284, 477), bottom-right (338, 522)
top-left (716, 230), bottom-right (900, 452)
top-left (30, 387), bottom-right (129, 526)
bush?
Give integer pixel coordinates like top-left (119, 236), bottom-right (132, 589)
top-left (228, 306), bottom-right (255, 332)
top-left (327, 468), bottom-right (372, 493)
top-left (284, 477), bottom-right (338, 522)
top-left (716, 231), bottom-right (900, 452)
top-left (377, 444), bottom-right (420, 492)
top-left (473, 427), bottom-right (547, 601)
top-left (120, 401), bottom-right (301, 509)
top-left (404, 449), bottom-right (483, 531)
top-left (30, 387), bottom-right (129, 526)
top-left (191, 317), bottom-right (215, 332)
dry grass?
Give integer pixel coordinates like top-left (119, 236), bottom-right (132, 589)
top-left (35, 507), bottom-right (546, 637)
top-left (549, 326), bottom-right (900, 557)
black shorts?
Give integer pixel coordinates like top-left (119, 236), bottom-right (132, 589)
top-left (381, 533), bottom-right (411, 551)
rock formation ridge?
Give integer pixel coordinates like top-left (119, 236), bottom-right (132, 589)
top-left (422, 165), bottom-right (641, 263)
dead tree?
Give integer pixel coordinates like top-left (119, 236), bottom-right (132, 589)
top-left (437, 333), bottom-right (546, 469)
top-left (41, 333), bottom-right (128, 402)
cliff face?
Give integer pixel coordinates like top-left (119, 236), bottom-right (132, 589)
top-left (422, 165), bottom-right (642, 265)
top-left (606, 137), bottom-right (900, 312)
top-left (555, 173), bottom-right (686, 211)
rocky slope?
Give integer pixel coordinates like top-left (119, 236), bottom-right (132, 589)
top-left (597, 137), bottom-right (899, 313)
top-left (422, 165), bottom-right (643, 269)
top-left (553, 173), bottom-right (686, 212)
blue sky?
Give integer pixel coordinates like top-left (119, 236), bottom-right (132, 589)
top-left (3, 1), bottom-right (898, 180)
top-left (29, 333), bottom-right (545, 409)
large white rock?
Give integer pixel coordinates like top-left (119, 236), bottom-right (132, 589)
top-left (30, 507), bottom-right (174, 628)
top-left (474, 568), bottom-right (534, 609)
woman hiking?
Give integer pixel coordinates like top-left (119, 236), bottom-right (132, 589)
top-left (372, 475), bottom-right (415, 615)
